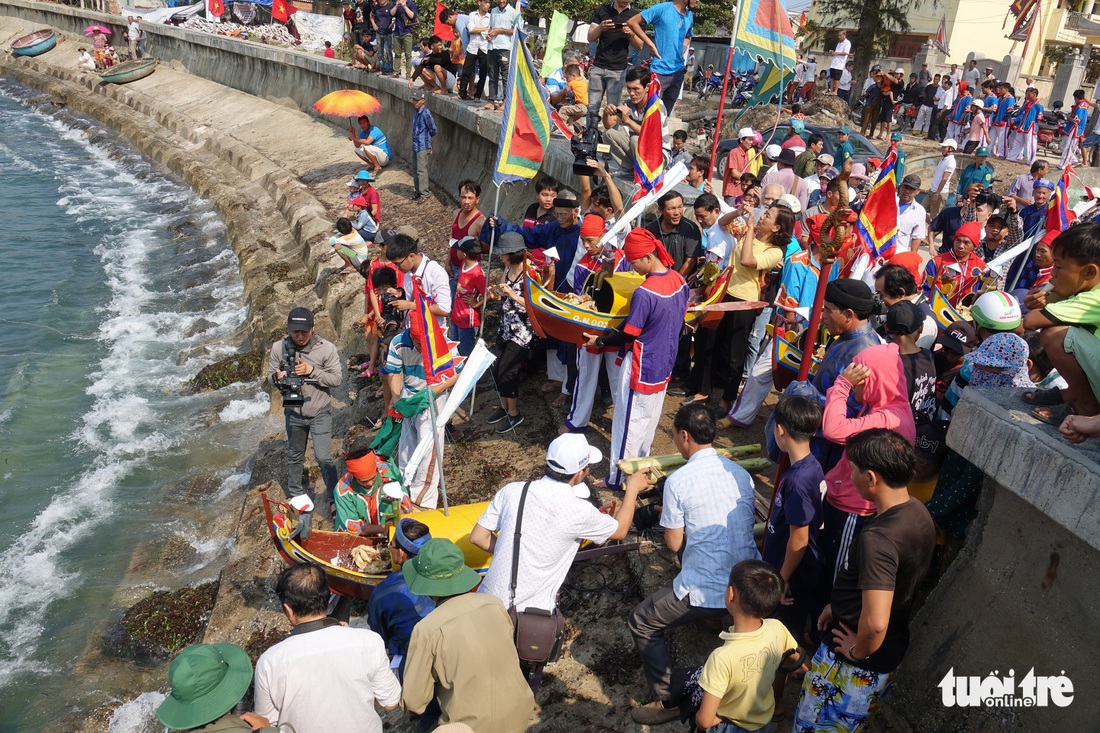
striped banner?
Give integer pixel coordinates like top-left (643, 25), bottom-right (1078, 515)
top-left (492, 27), bottom-right (552, 186)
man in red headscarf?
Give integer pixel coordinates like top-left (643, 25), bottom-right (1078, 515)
top-left (564, 216), bottom-right (633, 433)
top-left (582, 228), bottom-right (690, 488)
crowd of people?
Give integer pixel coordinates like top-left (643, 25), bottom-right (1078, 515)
top-left (139, 6), bottom-right (1100, 733)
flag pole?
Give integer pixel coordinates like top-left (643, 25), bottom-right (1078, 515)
top-left (426, 387), bottom-right (450, 515)
top-left (468, 183), bottom-right (503, 415)
top-left (705, 0), bottom-right (746, 184)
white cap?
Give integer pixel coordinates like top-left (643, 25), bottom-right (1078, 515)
top-left (546, 433), bottom-right (603, 495)
top-left (289, 495), bottom-right (314, 513)
top-left (894, 67), bottom-right (904, 74)
top-left (942, 139), bottom-right (958, 149)
top-left (778, 193), bottom-right (802, 213)
top-left (738, 126), bottom-right (755, 139)
top-left (765, 143), bottom-right (782, 159)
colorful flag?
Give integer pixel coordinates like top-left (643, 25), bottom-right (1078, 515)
top-left (540, 11), bottom-right (570, 79)
top-left (1009, 6), bottom-right (1037, 41)
top-left (433, 2), bottom-right (454, 42)
top-left (933, 15), bottom-right (949, 54)
top-left (798, 10), bottom-right (807, 30)
top-left (209, 0), bottom-right (224, 17)
top-left (633, 73), bottom-right (666, 197)
top-left (855, 147), bottom-right (900, 260)
top-left (734, 59), bottom-right (785, 120)
top-left (492, 28), bottom-right (552, 187)
top-left (1047, 166), bottom-right (1078, 232)
top-left (271, 0), bottom-right (297, 22)
top-left (735, 0), bottom-right (796, 72)
top-left (1010, 0), bottom-right (1038, 17)
top-left (409, 276), bottom-right (464, 384)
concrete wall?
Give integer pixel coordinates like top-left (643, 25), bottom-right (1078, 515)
top-left (876, 387), bottom-right (1100, 732)
top-left (0, 0), bottom-right (581, 220)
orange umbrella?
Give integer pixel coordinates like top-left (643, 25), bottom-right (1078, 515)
top-left (313, 90), bottom-right (382, 118)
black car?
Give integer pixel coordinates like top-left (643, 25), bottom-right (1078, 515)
top-left (714, 123), bottom-right (880, 180)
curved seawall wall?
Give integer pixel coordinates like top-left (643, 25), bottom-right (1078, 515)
top-left (0, 0), bottom-right (575, 221)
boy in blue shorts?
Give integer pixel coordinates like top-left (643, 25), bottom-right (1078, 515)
top-left (695, 560), bottom-right (807, 733)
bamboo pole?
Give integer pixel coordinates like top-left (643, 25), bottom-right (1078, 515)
top-left (616, 446), bottom-right (769, 476)
top-left (467, 184), bottom-right (503, 416)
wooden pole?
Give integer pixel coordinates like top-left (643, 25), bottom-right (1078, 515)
top-left (467, 184), bottom-right (502, 415)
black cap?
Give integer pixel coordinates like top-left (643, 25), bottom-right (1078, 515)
top-left (885, 300), bottom-right (924, 336)
top-left (936, 321), bottom-right (977, 354)
top-left (825, 279), bottom-right (875, 313)
top-left (287, 307), bottom-right (314, 332)
top-left (455, 236), bottom-right (482, 257)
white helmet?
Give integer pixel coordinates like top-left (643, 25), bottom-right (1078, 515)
top-left (970, 291), bottom-right (1022, 331)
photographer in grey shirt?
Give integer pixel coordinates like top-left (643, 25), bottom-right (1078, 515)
top-left (268, 307), bottom-right (343, 537)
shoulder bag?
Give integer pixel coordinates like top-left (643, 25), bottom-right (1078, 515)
top-left (507, 481), bottom-right (566, 664)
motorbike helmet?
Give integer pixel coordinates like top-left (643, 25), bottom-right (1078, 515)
top-left (752, 130), bottom-right (763, 147)
top-left (970, 291), bottom-right (1022, 332)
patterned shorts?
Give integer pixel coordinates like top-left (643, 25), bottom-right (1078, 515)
top-left (792, 643), bottom-right (895, 733)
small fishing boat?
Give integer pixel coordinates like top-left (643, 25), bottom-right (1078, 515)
top-left (524, 261), bottom-right (733, 345)
top-left (11, 29), bottom-right (57, 57)
top-left (260, 486), bottom-right (643, 600)
top-left (98, 58), bottom-right (157, 84)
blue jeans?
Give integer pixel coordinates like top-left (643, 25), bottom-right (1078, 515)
top-left (587, 65), bottom-right (628, 117)
top-left (284, 408), bottom-right (338, 509)
top-left (742, 306), bottom-right (773, 382)
top-left (377, 33), bottom-right (394, 71)
top-left (451, 324), bottom-right (476, 357)
top-left (656, 68), bottom-right (685, 116)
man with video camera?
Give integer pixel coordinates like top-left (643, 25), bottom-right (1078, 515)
top-left (268, 307), bottom-right (343, 537)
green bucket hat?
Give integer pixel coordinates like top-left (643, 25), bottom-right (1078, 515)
top-left (157, 644), bottom-right (254, 731)
top-left (402, 538), bottom-right (481, 596)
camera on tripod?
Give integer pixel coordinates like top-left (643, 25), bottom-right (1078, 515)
top-left (277, 337), bottom-right (306, 408)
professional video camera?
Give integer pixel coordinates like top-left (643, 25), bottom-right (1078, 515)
top-left (276, 337), bottom-right (306, 408)
top-left (975, 187), bottom-right (1003, 212)
top-left (571, 112), bottom-right (611, 176)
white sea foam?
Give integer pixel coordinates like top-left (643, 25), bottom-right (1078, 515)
top-left (0, 85), bottom-right (252, 701)
top-left (107, 691), bottom-right (167, 733)
top-left (219, 391), bottom-right (272, 423)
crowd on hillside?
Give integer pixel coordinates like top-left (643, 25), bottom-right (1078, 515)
top-left (142, 4), bottom-right (1100, 733)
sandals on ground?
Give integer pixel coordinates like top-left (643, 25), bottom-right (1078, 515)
top-left (1032, 402), bottom-right (1076, 426)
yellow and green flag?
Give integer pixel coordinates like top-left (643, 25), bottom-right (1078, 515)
top-left (493, 28), bottom-right (552, 186)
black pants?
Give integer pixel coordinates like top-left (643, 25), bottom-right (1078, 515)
top-left (810, 500), bottom-right (872, 645)
top-left (683, 326), bottom-right (717, 396)
top-left (460, 50), bottom-right (487, 99)
top-left (494, 339), bottom-right (530, 398)
top-left (713, 298), bottom-right (755, 404)
top-left (672, 330), bottom-right (692, 382)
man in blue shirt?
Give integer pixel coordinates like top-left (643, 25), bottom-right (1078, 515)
top-left (627, 0), bottom-right (697, 115)
top-left (367, 518), bottom-right (435, 677)
top-left (410, 91), bottom-right (436, 200)
top-left (350, 114), bottom-right (391, 174)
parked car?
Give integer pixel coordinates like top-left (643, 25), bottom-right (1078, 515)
top-left (714, 123), bottom-right (880, 180)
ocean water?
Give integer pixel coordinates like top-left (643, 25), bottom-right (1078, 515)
top-left (0, 80), bottom-right (276, 729)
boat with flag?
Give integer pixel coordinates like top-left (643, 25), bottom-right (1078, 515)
top-left (523, 260), bottom-right (733, 345)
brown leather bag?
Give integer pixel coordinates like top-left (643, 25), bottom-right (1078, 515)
top-left (507, 482), bottom-right (565, 664)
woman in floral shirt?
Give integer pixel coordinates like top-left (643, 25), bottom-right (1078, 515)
top-left (487, 232), bottom-right (535, 433)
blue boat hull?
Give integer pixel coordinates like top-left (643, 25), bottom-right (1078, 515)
top-left (12, 32), bottom-right (57, 57)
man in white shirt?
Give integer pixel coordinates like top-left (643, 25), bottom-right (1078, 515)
top-left (838, 62), bottom-right (854, 102)
top-left (928, 139), bottom-right (957, 218)
top-left (933, 78), bottom-right (955, 143)
top-left (948, 63), bottom-right (962, 86)
top-left (255, 564), bottom-right (401, 733)
top-left (963, 59), bottom-right (981, 90)
top-left (628, 403), bottom-right (759, 725)
top-left (387, 228), bottom-right (452, 329)
top-left (896, 173), bottom-right (928, 253)
top-left (829, 30), bottom-right (851, 95)
top-left (471, 433), bottom-right (639, 613)
top-left (485, 0), bottom-right (519, 106)
top-left (458, 0), bottom-right (491, 100)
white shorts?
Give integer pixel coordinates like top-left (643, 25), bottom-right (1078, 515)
top-left (356, 145), bottom-right (390, 166)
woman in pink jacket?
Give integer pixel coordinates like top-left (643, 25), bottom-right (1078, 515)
top-left (816, 343), bottom-right (916, 618)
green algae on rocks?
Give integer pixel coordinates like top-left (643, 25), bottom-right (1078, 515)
top-left (104, 582), bottom-right (219, 665)
top-left (190, 349), bottom-right (265, 392)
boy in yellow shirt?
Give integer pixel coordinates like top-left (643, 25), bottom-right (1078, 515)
top-left (695, 560), bottom-right (808, 733)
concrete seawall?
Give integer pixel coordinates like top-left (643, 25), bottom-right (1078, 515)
top-left (0, 0), bottom-right (579, 220)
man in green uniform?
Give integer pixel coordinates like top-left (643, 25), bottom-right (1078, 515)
top-left (836, 125), bottom-right (856, 167)
top-left (956, 145), bottom-right (994, 198)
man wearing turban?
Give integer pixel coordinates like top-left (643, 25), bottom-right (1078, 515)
top-left (583, 228), bottom-right (690, 488)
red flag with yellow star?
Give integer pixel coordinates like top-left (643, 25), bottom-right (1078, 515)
top-left (208, 0), bottom-right (225, 17)
top-left (271, 0), bottom-right (297, 23)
